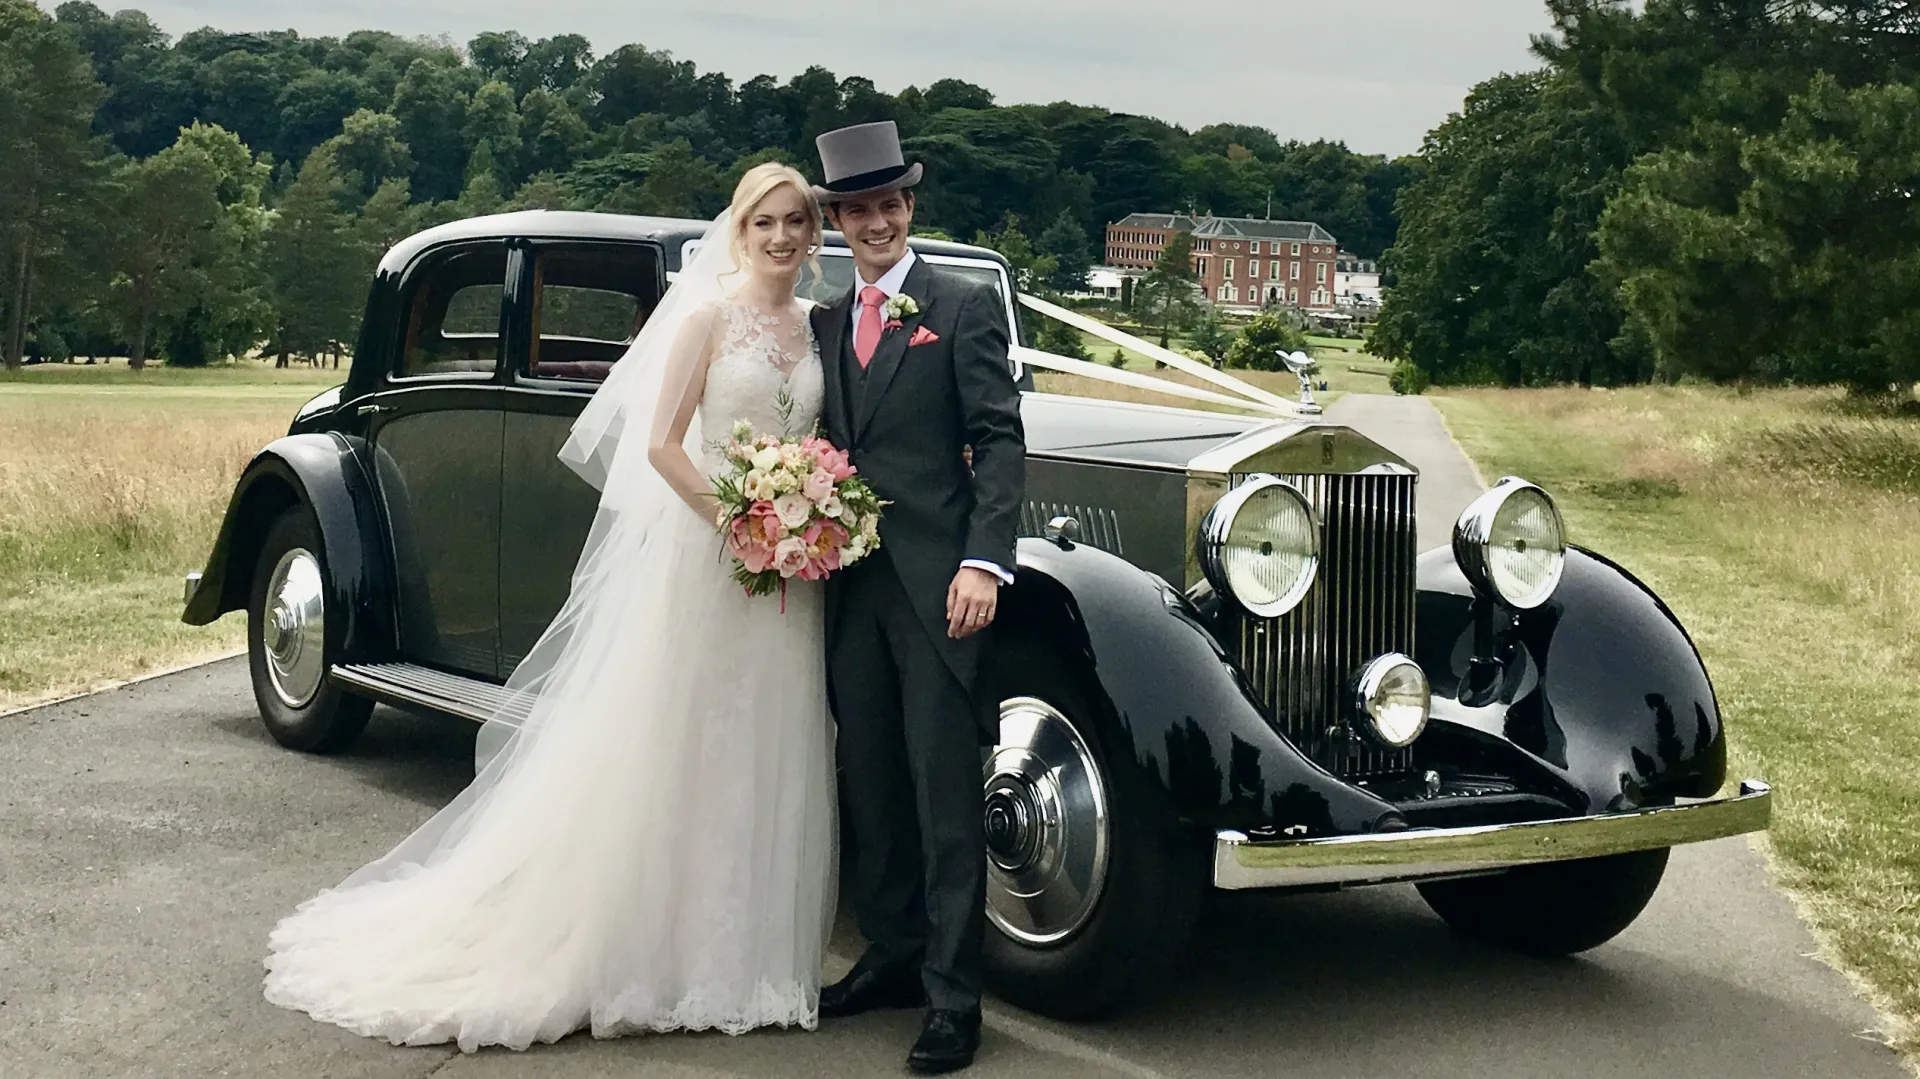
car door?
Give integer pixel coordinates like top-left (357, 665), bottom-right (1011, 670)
top-left (497, 238), bottom-right (667, 671)
top-left (359, 240), bottom-right (508, 679)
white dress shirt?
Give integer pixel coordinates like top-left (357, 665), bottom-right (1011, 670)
top-left (851, 250), bottom-right (1014, 587)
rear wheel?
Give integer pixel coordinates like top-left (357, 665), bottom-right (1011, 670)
top-left (1416, 847), bottom-right (1670, 956)
top-left (246, 506), bottom-right (372, 753)
top-left (981, 641), bottom-right (1204, 1018)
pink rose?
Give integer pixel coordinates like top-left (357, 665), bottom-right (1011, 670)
top-left (803, 468), bottom-right (835, 502)
top-left (819, 448), bottom-right (856, 481)
top-left (797, 556), bottom-right (830, 582)
top-left (773, 537), bottom-right (810, 577)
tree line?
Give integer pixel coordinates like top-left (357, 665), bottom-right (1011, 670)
top-left (1371, 0), bottom-right (1920, 394)
top-left (0, 0), bottom-right (1414, 369)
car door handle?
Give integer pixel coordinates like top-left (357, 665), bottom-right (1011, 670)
top-left (356, 402), bottom-right (394, 416)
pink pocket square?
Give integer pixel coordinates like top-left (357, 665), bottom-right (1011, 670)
top-left (908, 326), bottom-right (941, 347)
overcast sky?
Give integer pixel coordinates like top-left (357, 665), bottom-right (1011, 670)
top-left (130, 0), bottom-right (1555, 156)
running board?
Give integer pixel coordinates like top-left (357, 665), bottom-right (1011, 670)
top-left (330, 662), bottom-right (533, 727)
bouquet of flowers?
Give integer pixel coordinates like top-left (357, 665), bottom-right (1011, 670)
top-left (711, 420), bottom-right (885, 597)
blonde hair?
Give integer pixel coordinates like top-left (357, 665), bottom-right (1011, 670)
top-left (727, 162), bottom-right (824, 284)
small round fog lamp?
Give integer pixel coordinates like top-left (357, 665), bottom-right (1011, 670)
top-left (1354, 653), bottom-right (1430, 749)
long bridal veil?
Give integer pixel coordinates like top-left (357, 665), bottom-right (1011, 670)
top-left (349, 213), bottom-right (742, 884)
top-left (265, 208), bottom-right (837, 1047)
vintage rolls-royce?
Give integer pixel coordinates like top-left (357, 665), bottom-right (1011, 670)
top-left (183, 211), bottom-right (1771, 1019)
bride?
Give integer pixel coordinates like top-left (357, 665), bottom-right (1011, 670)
top-left (263, 163), bottom-right (837, 1051)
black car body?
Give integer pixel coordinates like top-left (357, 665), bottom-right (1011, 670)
top-left (184, 211), bottom-right (1770, 1018)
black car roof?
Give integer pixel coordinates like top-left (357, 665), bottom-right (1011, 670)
top-left (377, 210), bottom-right (1013, 275)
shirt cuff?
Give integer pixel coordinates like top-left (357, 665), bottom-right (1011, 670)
top-left (960, 559), bottom-right (1014, 586)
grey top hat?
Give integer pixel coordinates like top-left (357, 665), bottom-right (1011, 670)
top-left (812, 121), bottom-right (924, 202)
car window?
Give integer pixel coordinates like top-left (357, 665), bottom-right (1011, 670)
top-left (802, 252), bottom-right (1006, 305)
top-left (399, 245), bottom-right (509, 379)
top-left (527, 246), bottom-right (660, 384)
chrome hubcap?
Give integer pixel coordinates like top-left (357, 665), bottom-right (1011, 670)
top-left (262, 547), bottom-right (326, 708)
top-left (983, 696), bottom-right (1111, 946)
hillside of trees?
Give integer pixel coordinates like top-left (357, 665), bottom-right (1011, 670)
top-left (0, 0), bottom-right (1415, 369)
top-left (1371, 0), bottom-right (1920, 393)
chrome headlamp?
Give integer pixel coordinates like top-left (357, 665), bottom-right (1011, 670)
top-left (1198, 476), bottom-right (1319, 618)
top-left (1353, 653), bottom-right (1430, 748)
top-left (1452, 476), bottom-right (1567, 610)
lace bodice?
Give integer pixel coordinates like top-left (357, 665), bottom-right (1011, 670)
top-left (698, 300), bottom-right (824, 469)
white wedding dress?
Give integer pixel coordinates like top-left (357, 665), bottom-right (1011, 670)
top-left (262, 288), bottom-right (835, 1052)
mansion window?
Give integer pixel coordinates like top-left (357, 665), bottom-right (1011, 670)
top-left (1248, 260), bottom-right (1260, 278)
top-left (1289, 287), bottom-right (1299, 304)
top-left (1291, 243), bottom-right (1301, 256)
top-left (1270, 260), bottom-right (1282, 280)
top-left (1224, 259), bottom-right (1235, 279)
top-left (1290, 262), bottom-right (1301, 280)
top-left (1249, 242), bottom-right (1262, 255)
top-left (1316, 262), bottom-right (1328, 283)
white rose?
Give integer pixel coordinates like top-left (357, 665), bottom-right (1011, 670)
top-left (819, 494), bottom-right (844, 519)
top-left (743, 471), bottom-right (776, 501)
top-left (772, 493), bottom-right (814, 531)
top-left (751, 446), bottom-right (782, 472)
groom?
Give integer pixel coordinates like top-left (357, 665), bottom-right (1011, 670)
top-left (810, 121), bottom-right (1025, 1074)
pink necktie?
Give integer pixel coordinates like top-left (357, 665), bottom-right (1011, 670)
top-left (854, 286), bottom-right (886, 367)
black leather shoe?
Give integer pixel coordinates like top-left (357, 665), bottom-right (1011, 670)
top-left (818, 961), bottom-right (926, 1019)
top-left (907, 1008), bottom-right (981, 1074)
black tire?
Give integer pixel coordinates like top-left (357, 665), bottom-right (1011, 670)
top-left (246, 506), bottom-right (373, 753)
top-left (981, 639), bottom-right (1206, 1019)
top-left (1416, 847), bottom-right (1670, 956)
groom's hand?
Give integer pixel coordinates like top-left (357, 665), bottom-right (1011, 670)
top-left (946, 567), bottom-right (999, 639)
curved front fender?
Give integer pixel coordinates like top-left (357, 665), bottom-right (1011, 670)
top-left (1414, 545), bottom-right (1728, 811)
top-left (182, 433), bottom-right (395, 663)
top-left (1000, 537), bottom-right (1401, 838)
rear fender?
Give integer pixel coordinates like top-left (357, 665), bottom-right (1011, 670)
top-left (999, 537), bottom-right (1400, 838)
top-left (1414, 545), bottom-right (1728, 810)
top-left (182, 433), bottom-right (395, 663)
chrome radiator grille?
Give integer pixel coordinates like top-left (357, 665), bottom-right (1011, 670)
top-left (1235, 470), bottom-right (1419, 778)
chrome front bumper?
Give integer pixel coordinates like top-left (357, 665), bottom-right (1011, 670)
top-left (1213, 779), bottom-right (1772, 890)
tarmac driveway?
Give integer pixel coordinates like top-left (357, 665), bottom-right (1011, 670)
top-left (0, 394), bottom-right (1903, 1079)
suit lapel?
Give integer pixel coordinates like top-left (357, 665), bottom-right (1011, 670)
top-left (855, 259), bottom-right (935, 441)
top-left (815, 288), bottom-right (854, 445)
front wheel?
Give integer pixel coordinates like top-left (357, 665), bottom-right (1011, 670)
top-left (246, 506), bottom-right (372, 753)
top-left (980, 641), bottom-right (1204, 1019)
top-left (1416, 847), bottom-right (1670, 956)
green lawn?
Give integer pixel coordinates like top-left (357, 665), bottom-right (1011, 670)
top-left (1434, 384), bottom-right (1920, 1061)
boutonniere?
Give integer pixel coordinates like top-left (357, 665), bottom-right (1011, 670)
top-left (882, 293), bottom-right (919, 323)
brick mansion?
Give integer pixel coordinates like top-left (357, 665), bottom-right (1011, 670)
top-left (1104, 213), bottom-right (1362, 313)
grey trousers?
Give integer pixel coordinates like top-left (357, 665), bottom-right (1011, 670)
top-left (828, 554), bottom-right (986, 1012)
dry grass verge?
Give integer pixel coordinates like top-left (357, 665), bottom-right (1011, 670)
top-left (1435, 384), bottom-right (1920, 1061)
top-left (0, 363), bottom-right (339, 709)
